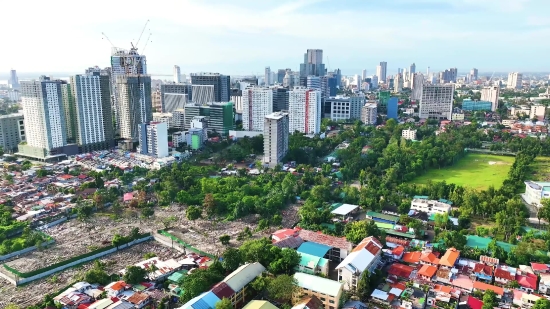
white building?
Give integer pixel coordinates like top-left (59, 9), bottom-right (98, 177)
top-left (336, 237), bottom-right (383, 290)
top-left (410, 197), bottom-right (451, 215)
top-left (264, 67), bottom-right (271, 86)
top-left (242, 87), bottom-right (273, 132)
top-left (138, 122), bottom-right (169, 158)
top-left (377, 61), bottom-right (387, 82)
top-left (288, 87), bottom-right (321, 134)
top-left (419, 84), bottom-right (454, 120)
top-left (354, 74), bottom-right (361, 90)
top-left (173, 65), bottom-right (181, 83)
top-left (7, 90), bottom-right (20, 102)
top-left (394, 73), bottom-right (403, 92)
top-left (522, 181), bottom-right (550, 208)
top-left (481, 86), bottom-right (500, 111)
top-left (507, 72), bottom-right (523, 90)
top-left (361, 102), bottom-right (377, 125)
top-left (411, 74), bottom-right (424, 101)
top-left (153, 112), bottom-right (174, 128)
top-left (530, 105), bottom-right (546, 120)
top-left (263, 112), bottom-right (289, 168)
top-left (402, 129), bottom-right (417, 140)
top-left (325, 95), bottom-right (365, 121)
top-left (172, 109), bottom-right (185, 129)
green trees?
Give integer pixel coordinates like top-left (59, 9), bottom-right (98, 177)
top-left (344, 220), bottom-right (381, 244)
top-left (221, 248), bottom-right (242, 272)
top-left (238, 238), bottom-right (300, 275)
top-left (219, 235), bottom-right (230, 245)
top-left (84, 261), bottom-right (110, 285)
top-left (186, 206), bottom-right (202, 220)
top-left (481, 290), bottom-right (498, 309)
top-left (266, 274), bottom-right (297, 303)
top-left (356, 271), bottom-right (370, 301)
top-left (533, 299), bottom-right (550, 309)
top-left (215, 298), bottom-right (233, 309)
top-left (123, 266), bottom-right (147, 284)
top-left (180, 265), bottom-right (225, 302)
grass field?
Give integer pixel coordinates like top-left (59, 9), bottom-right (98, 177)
top-left (406, 153), bottom-right (515, 190)
top-left (529, 157), bottom-right (550, 181)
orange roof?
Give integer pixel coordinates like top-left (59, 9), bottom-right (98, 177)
top-left (439, 248), bottom-right (460, 267)
top-left (420, 252), bottom-right (440, 264)
top-left (402, 251), bottom-right (421, 264)
top-left (392, 246), bottom-right (405, 256)
top-left (473, 281), bottom-right (504, 296)
top-left (108, 281), bottom-right (126, 291)
top-left (388, 263), bottom-right (414, 278)
top-left (418, 265), bottom-right (438, 278)
top-left (59, 174), bottom-right (73, 180)
top-left (352, 236), bottom-right (383, 254)
top-left (433, 284), bottom-right (452, 294)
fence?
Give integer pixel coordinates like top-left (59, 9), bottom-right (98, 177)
top-left (157, 230), bottom-right (215, 259)
top-left (0, 239), bottom-right (56, 262)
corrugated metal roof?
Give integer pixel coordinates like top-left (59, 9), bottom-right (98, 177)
top-left (184, 291), bottom-right (221, 309)
top-left (243, 300), bottom-right (279, 309)
top-left (294, 272), bottom-right (343, 297)
top-left (223, 262), bottom-right (266, 292)
top-left (297, 242), bottom-right (332, 258)
top-left (211, 282), bottom-right (235, 299)
top-left (273, 236), bottom-right (304, 249)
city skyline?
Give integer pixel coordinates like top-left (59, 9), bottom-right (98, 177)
top-left (2, 0), bottom-right (549, 75)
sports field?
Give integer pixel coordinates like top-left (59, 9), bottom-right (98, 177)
top-left (406, 153), bottom-right (515, 190)
top-left (529, 157), bottom-right (550, 181)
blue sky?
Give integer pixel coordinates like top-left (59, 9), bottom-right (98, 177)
top-left (2, 0), bottom-right (549, 76)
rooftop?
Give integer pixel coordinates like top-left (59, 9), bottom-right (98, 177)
top-left (294, 272), bottom-right (343, 297)
top-left (223, 262), bottom-right (266, 292)
top-left (297, 242), bottom-right (332, 258)
top-left (298, 229), bottom-right (352, 251)
top-left (472, 281), bottom-right (504, 296)
top-left (243, 301), bottom-right (279, 309)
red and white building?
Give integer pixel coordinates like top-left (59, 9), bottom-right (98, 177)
top-left (242, 87), bottom-right (273, 132)
top-left (288, 87), bottom-right (321, 135)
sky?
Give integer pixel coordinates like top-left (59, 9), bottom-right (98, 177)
top-left (2, 0), bottom-right (550, 77)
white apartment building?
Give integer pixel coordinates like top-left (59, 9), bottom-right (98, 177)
top-left (530, 105), bottom-right (546, 120)
top-left (263, 112), bottom-right (289, 168)
top-left (153, 112), bottom-right (174, 128)
top-left (172, 109), bottom-right (185, 129)
top-left (507, 72), bottom-right (523, 90)
top-left (242, 87), bottom-right (273, 132)
top-left (394, 73), bottom-right (403, 92)
top-left (410, 198), bottom-right (451, 215)
top-left (522, 181), bottom-right (550, 208)
top-left (336, 237), bottom-right (383, 291)
top-left (481, 86), bottom-right (500, 111)
top-left (361, 102), bottom-right (377, 125)
top-left (419, 84), bottom-right (455, 120)
top-left (173, 65), bottom-right (181, 83)
top-left (138, 122), bottom-right (168, 158)
top-left (402, 129), bottom-right (417, 140)
top-left (288, 87), bottom-right (321, 134)
top-left (325, 95), bottom-right (365, 121)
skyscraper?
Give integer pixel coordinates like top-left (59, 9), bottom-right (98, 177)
top-left (116, 75), bottom-right (153, 141)
top-left (507, 72), bottom-right (523, 89)
top-left (361, 69), bottom-right (367, 82)
top-left (60, 83), bottom-right (76, 143)
top-left (470, 68), bottom-right (478, 82)
top-left (288, 87), bottom-right (321, 134)
top-left (307, 76), bottom-right (322, 90)
top-left (190, 73), bottom-right (230, 102)
top-left (377, 62), bottom-right (387, 83)
top-left (8, 70), bottom-right (19, 90)
top-left (277, 69), bottom-right (286, 84)
top-left (299, 49), bottom-right (325, 78)
top-left (265, 67), bottom-right (271, 86)
top-left (272, 87), bottom-right (289, 112)
top-left (242, 87), bottom-right (274, 132)
top-left (394, 74), bottom-right (403, 92)
top-left (411, 73), bottom-right (425, 101)
top-left (173, 65), bottom-right (181, 83)
top-left (419, 84), bottom-right (455, 120)
top-left (409, 63), bottom-right (416, 75)
top-left (263, 112), bottom-right (289, 168)
top-left (138, 122), bottom-right (168, 158)
top-left (481, 86), bottom-right (500, 111)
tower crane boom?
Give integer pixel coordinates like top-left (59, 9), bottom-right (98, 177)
top-left (101, 32), bottom-right (115, 48)
top-left (136, 19), bottom-right (150, 47)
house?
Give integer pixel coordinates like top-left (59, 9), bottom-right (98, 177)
top-left (273, 236), bottom-right (304, 249)
top-left (243, 300), bottom-right (279, 309)
top-left (531, 263), bottom-right (549, 274)
top-left (294, 272), bottom-right (344, 309)
top-left (494, 266), bottom-right (516, 286)
top-left (402, 251), bottom-right (421, 264)
top-left (472, 281), bottom-right (504, 298)
top-left (177, 291), bottom-right (220, 309)
top-left (439, 248), bottom-right (460, 268)
top-left (126, 292), bottom-right (151, 309)
top-left (72, 282), bottom-right (93, 293)
top-left (336, 236), bottom-right (383, 290)
top-left (419, 251), bottom-right (440, 266)
top-left (521, 293), bottom-right (542, 308)
top-left (57, 292), bottom-right (92, 308)
top-left (385, 237), bottom-right (410, 248)
top-left (385, 246), bottom-right (405, 260)
top-left (105, 281), bottom-right (128, 297)
top-left (410, 197), bottom-right (451, 215)
top-left (272, 228), bottom-right (299, 242)
top-left (451, 275), bottom-right (474, 293)
top-left (342, 300), bottom-right (368, 309)
top-left (298, 229), bottom-right (354, 261)
top-left (298, 242), bottom-right (333, 260)
top-left (467, 296), bottom-right (483, 309)
top-left (387, 263), bottom-right (414, 280)
top-left (296, 252), bottom-right (329, 276)
top-left (223, 262), bottom-right (266, 307)
top-left (516, 272), bottom-right (538, 293)
top-left (106, 300), bottom-right (135, 309)
top-left (418, 265), bottom-right (438, 281)
top-left (291, 295), bottom-right (324, 309)
top-left (88, 299), bottom-right (114, 309)
top-left (435, 268), bottom-right (453, 284)
top-left (371, 283), bottom-right (405, 305)
top-left (539, 273), bottom-right (550, 295)
top-left (473, 263), bottom-right (494, 282)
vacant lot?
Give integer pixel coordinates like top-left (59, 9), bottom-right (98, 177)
top-left (407, 153), bottom-right (515, 190)
top-left (529, 157), bottom-right (550, 181)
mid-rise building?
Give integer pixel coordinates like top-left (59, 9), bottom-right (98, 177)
top-left (361, 102), bottom-right (377, 125)
top-left (507, 72), bottom-right (523, 90)
top-left (288, 87), bottom-right (321, 134)
top-left (277, 69), bottom-right (286, 84)
top-left (116, 74), bottom-right (153, 141)
top-left (0, 113), bottom-right (25, 153)
top-left (152, 88), bottom-right (162, 112)
top-left (411, 73), bottom-right (424, 101)
top-left (419, 84), bottom-right (455, 120)
top-left (377, 62), bottom-right (387, 82)
top-left (242, 87), bottom-right (273, 132)
top-left (325, 95), bottom-right (365, 121)
top-left (173, 65), bottom-right (181, 83)
top-left (172, 109), bottom-right (185, 129)
top-left (7, 90), bottom-right (21, 102)
top-left (263, 112), bottom-right (289, 168)
top-left (231, 88), bottom-right (243, 112)
top-left (71, 72), bottom-right (115, 152)
top-left (523, 181), bottom-right (550, 208)
top-left (191, 85), bottom-right (214, 105)
top-left (410, 197), bottom-right (452, 215)
top-left (190, 72), bottom-right (230, 102)
top-left (294, 272), bottom-right (344, 309)
top-left (394, 73), bottom-right (403, 92)
top-left (138, 122), bottom-right (168, 158)
top-left (530, 105), bottom-right (546, 120)
top-left (153, 112), bottom-right (174, 128)
top-left (387, 97), bottom-right (398, 120)
top-left (481, 86), bottom-right (500, 111)
top-left (402, 129), bottom-right (417, 140)
top-left (470, 68), bottom-right (479, 81)
top-left (160, 83), bottom-right (192, 112)
top-left (462, 99), bottom-right (493, 111)
top-left (183, 102), bottom-right (234, 135)
top-left (336, 237), bottom-right (383, 291)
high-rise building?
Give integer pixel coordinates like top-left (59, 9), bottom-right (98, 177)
top-left (335, 68), bottom-right (342, 88)
top-left (231, 88), bottom-right (243, 112)
top-left (387, 97), bottom-right (398, 120)
top-left (410, 63), bottom-right (416, 75)
top-left (173, 65), bottom-right (181, 83)
top-left (263, 112), bottom-right (289, 168)
top-left (481, 86), bottom-right (500, 111)
top-left (299, 49), bottom-right (325, 78)
top-left (449, 68), bottom-right (458, 83)
top-left (191, 85), bottom-right (215, 105)
top-left (394, 74), bottom-right (403, 92)
top-left (0, 113), bottom-right (25, 153)
top-left (272, 87), bottom-right (289, 112)
top-left (371, 75), bottom-right (379, 89)
top-left (116, 75), bottom-right (153, 141)
top-left (183, 102), bottom-right (234, 135)
top-left (377, 62), bottom-right (387, 82)
top-left (19, 77), bottom-right (69, 158)
top-left (71, 72), bottom-right (114, 152)
top-left (288, 87), bottom-right (321, 134)
top-left (361, 102), bottom-right (377, 125)
top-left (160, 83), bottom-right (192, 112)
top-left (190, 72), bottom-right (230, 102)
top-left (242, 87), bottom-right (273, 132)
top-left (361, 70), bottom-right (367, 82)
top-left (277, 69), bottom-right (286, 84)
top-left (264, 67), bottom-right (271, 86)
top-left (354, 74), bottom-right (361, 90)
top-left (60, 83), bottom-right (76, 144)
top-left (470, 68), bottom-right (478, 82)
top-left (507, 72), bottom-right (523, 90)
top-left (411, 73), bottom-right (424, 101)
top-left (419, 84), bottom-right (455, 120)
top-left (307, 76), bottom-right (322, 90)
top-left (138, 122), bottom-right (168, 158)
top-left (8, 70), bottom-right (19, 90)
top-left (325, 95), bottom-right (365, 121)
top-left (152, 87), bottom-right (162, 112)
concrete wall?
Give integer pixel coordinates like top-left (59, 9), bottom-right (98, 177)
top-left (0, 239), bottom-right (56, 262)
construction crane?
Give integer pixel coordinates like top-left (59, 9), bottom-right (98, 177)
top-left (136, 19), bottom-right (150, 47)
top-left (141, 33), bottom-right (152, 53)
top-left (101, 32), bottom-right (115, 48)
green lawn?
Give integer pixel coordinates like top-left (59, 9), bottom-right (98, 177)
top-left (529, 157), bottom-right (550, 181)
top-left (406, 153), bottom-right (515, 190)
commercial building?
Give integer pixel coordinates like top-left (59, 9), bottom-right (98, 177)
top-left (160, 83), bottom-right (192, 112)
top-left (138, 122), bottom-right (168, 158)
top-left (419, 84), bottom-right (455, 120)
top-left (410, 197), bottom-right (452, 215)
top-left (264, 67), bottom-right (271, 86)
top-left (288, 87), bottom-right (321, 135)
top-left (191, 85), bottom-right (214, 106)
top-left (272, 87), bottom-right (289, 112)
top-left (470, 68), bottom-right (479, 81)
top-left (183, 102), bottom-right (234, 135)
top-left (172, 109), bottom-right (185, 129)
top-left (231, 88), bottom-right (243, 112)
top-left (190, 72), bottom-right (230, 102)
top-left (0, 113), bottom-right (25, 153)
top-left (481, 86), bottom-right (500, 111)
top-left (462, 99), bottom-right (493, 111)
top-left (530, 105), bottom-right (546, 120)
top-left (8, 69), bottom-right (19, 90)
top-left (71, 72), bottom-right (115, 152)
top-left (242, 87), bottom-right (273, 132)
top-left (376, 62), bottom-right (387, 83)
top-left (325, 95), bottom-right (365, 121)
top-left (173, 65), bottom-right (181, 83)
top-left (7, 90), bottom-right (20, 102)
top-left (116, 74), bottom-right (153, 141)
top-left (263, 112), bottom-right (289, 168)
top-left (361, 102), bottom-right (377, 125)
top-left (153, 113), bottom-right (174, 128)
top-left (507, 72), bottom-right (523, 90)
top-left (294, 272), bottom-right (344, 309)
top-left (411, 74), bottom-right (424, 101)
top-left (277, 69), bottom-right (286, 84)
top-left (523, 181), bottom-right (550, 207)
top-left (394, 73), bottom-right (403, 92)
top-left (300, 49), bottom-right (325, 78)
top-left (307, 76), bottom-right (321, 90)
top-left (402, 129), bottom-right (417, 140)
top-left (387, 97), bottom-right (398, 120)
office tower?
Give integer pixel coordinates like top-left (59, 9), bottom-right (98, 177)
top-left (377, 62), bottom-right (387, 82)
top-left (265, 67), bottom-right (271, 86)
top-left (288, 87), bottom-right (321, 134)
top-left (507, 72), bottom-right (523, 89)
top-left (411, 73), bottom-right (425, 101)
top-left (190, 72), bottom-right (230, 102)
top-left (371, 75), bottom-right (379, 89)
top-left (138, 122), bottom-right (168, 158)
top-left (283, 71), bottom-right (292, 88)
top-left (361, 102), bottom-right (377, 125)
top-left (307, 76), bottom-right (322, 90)
top-left (242, 87), bottom-right (273, 132)
top-left (379, 91), bottom-right (390, 106)
top-left (8, 70), bottom-right (19, 90)
top-left (277, 69), bottom-right (286, 84)
top-left (470, 68), bottom-right (478, 81)
top-left (410, 63), bottom-right (416, 75)
top-left (191, 85), bottom-right (215, 105)
top-left (354, 74), bottom-right (361, 90)
top-left (299, 49), bottom-right (325, 77)
top-left (403, 68), bottom-right (408, 81)
top-left (325, 94), bottom-right (365, 121)
top-left (387, 97), bottom-right (398, 120)
top-left (397, 68), bottom-right (403, 74)
top-left (231, 88), bottom-right (243, 112)
top-left (362, 70), bottom-right (367, 82)
top-left (272, 87), bottom-right (289, 112)
top-left (19, 77), bottom-right (69, 158)
top-left (0, 113), bottom-right (25, 153)
top-left (419, 84), bottom-right (455, 119)
top-left (320, 76), bottom-right (336, 98)
top-left (394, 74), bottom-right (403, 92)
top-left (449, 68), bottom-right (458, 83)
top-left (263, 112), bottom-right (289, 168)
top-left (173, 65), bottom-right (181, 83)
top-left (160, 83), bottom-right (192, 112)
top-left (116, 75), bottom-right (153, 141)
top-left (335, 68), bottom-right (342, 88)
top-left (481, 86), bottom-right (500, 111)
top-left (183, 102), bottom-right (234, 135)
